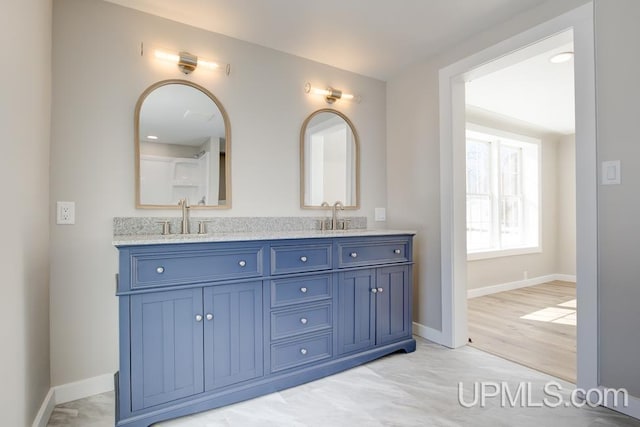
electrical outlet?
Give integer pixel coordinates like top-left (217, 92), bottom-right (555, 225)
top-left (374, 207), bottom-right (386, 222)
top-left (57, 201), bottom-right (75, 225)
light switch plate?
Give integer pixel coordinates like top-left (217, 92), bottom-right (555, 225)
top-left (602, 160), bottom-right (621, 185)
top-left (374, 207), bottom-right (386, 222)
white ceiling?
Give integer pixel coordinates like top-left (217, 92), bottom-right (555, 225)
top-left (103, 0), bottom-right (548, 80)
top-left (466, 33), bottom-right (575, 135)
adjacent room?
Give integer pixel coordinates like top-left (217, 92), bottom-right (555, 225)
top-left (464, 31), bottom-right (578, 383)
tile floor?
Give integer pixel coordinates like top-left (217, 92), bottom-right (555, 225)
top-left (47, 338), bottom-right (640, 427)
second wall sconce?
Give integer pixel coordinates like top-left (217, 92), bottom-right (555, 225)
top-left (305, 82), bottom-right (360, 104)
top-left (144, 43), bottom-right (230, 75)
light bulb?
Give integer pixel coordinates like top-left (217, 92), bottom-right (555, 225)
top-left (154, 50), bottom-right (180, 64)
top-left (197, 59), bottom-right (220, 70)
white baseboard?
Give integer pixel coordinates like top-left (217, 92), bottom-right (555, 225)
top-left (55, 373), bottom-right (115, 404)
top-left (554, 274), bottom-right (576, 283)
top-left (602, 388), bottom-right (640, 421)
top-left (467, 273), bottom-right (576, 299)
top-left (32, 373), bottom-right (115, 426)
top-left (32, 388), bottom-right (55, 427)
top-left (413, 321), bottom-right (444, 344)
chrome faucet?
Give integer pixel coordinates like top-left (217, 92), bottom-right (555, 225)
top-left (332, 201), bottom-right (344, 230)
top-left (178, 198), bottom-right (190, 234)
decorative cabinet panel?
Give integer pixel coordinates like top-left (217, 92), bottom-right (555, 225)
top-left (203, 282), bottom-right (263, 390)
top-left (129, 282), bottom-right (262, 411)
top-left (375, 265), bottom-right (411, 346)
top-left (337, 269), bottom-right (376, 354)
top-left (130, 289), bottom-right (204, 411)
top-left (337, 265), bottom-right (411, 355)
top-left (116, 234), bottom-right (414, 427)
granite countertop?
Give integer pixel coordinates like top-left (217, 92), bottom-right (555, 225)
top-left (113, 229), bottom-right (416, 246)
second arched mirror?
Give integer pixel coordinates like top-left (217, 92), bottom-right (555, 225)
top-left (135, 79), bottom-right (231, 208)
top-left (300, 109), bottom-right (359, 209)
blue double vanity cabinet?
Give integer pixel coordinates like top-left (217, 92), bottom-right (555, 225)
top-left (114, 230), bottom-right (416, 426)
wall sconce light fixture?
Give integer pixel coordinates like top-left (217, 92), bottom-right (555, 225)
top-left (304, 82), bottom-right (360, 104)
top-left (145, 43), bottom-right (230, 75)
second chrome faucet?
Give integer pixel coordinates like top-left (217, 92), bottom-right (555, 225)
top-left (178, 198), bottom-right (190, 234)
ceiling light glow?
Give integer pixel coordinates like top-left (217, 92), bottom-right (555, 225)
top-left (549, 51), bottom-right (574, 64)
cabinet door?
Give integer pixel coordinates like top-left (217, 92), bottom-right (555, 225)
top-left (203, 282), bottom-right (263, 390)
top-left (338, 269), bottom-right (376, 354)
top-left (376, 265), bottom-right (410, 346)
top-left (130, 289), bottom-right (204, 411)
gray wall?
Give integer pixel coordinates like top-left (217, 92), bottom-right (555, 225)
top-left (0, 0), bottom-right (52, 424)
top-left (51, 0), bottom-right (387, 386)
top-left (595, 0), bottom-right (640, 397)
top-left (557, 134), bottom-right (576, 276)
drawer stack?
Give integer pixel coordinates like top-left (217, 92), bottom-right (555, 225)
top-left (269, 242), bottom-right (333, 372)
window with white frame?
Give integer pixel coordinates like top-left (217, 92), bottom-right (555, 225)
top-left (466, 124), bottom-right (541, 259)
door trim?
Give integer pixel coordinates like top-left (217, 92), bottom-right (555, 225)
top-left (438, 2), bottom-right (598, 392)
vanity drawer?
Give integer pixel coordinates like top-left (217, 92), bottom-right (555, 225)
top-left (270, 274), bottom-right (332, 308)
top-left (131, 247), bottom-right (263, 288)
top-left (271, 333), bottom-right (332, 373)
top-left (338, 238), bottom-right (409, 268)
top-left (271, 243), bottom-right (332, 275)
top-left (271, 303), bottom-right (332, 340)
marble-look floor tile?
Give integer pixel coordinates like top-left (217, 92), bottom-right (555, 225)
top-left (47, 338), bottom-right (640, 427)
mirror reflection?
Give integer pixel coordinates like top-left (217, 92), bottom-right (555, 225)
top-left (301, 109), bottom-right (359, 208)
top-left (135, 80), bottom-right (230, 208)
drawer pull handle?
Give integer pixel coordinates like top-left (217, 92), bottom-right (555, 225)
top-left (238, 260), bottom-right (247, 267)
top-left (156, 266), bottom-right (165, 274)
top-left (350, 252), bottom-right (358, 258)
top-left (300, 317), bottom-right (308, 325)
top-left (300, 287), bottom-right (308, 293)
top-left (371, 288), bottom-right (378, 294)
top-left (393, 249), bottom-right (401, 254)
top-left (300, 256), bottom-right (308, 262)
top-left (206, 313), bottom-right (213, 321)
top-left (377, 287), bottom-right (384, 293)
top-left (195, 314), bottom-right (203, 322)
top-left (300, 348), bottom-right (308, 355)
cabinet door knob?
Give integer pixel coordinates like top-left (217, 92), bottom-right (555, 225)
top-left (377, 287), bottom-right (384, 293)
top-left (300, 287), bottom-right (308, 293)
top-left (195, 314), bottom-right (203, 322)
top-left (300, 348), bottom-right (308, 355)
top-left (350, 252), bottom-right (358, 258)
top-left (156, 266), bottom-right (165, 274)
top-left (393, 249), bottom-right (401, 254)
top-left (238, 260), bottom-right (246, 267)
top-left (300, 317), bottom-right (308, 325)
top-left (206, 313), bottom-right (213, 321)
top-left (300, 256), bottom-right (308, 262)
top-left (371, 288), bottom-right (378, 294)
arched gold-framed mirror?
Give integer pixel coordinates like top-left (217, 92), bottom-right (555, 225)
top-left (135, 79), bottom-right (231, 209)
top-left (300, 109), bottom-right (360, 209)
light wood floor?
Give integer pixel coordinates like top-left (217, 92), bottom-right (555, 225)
top-left (468, 281), bottom-right (576, 383)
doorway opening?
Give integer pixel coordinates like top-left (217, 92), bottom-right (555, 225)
top-left (464, 31), bottom-right (577, 383)
top-left (438, 3), bottom-right (597, 393)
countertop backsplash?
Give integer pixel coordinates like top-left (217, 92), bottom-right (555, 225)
top-left (113, 216), bottom-right (368, 236)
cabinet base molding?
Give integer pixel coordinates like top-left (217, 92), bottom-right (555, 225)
top-left (116, 338), bottom-right (416, 427)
